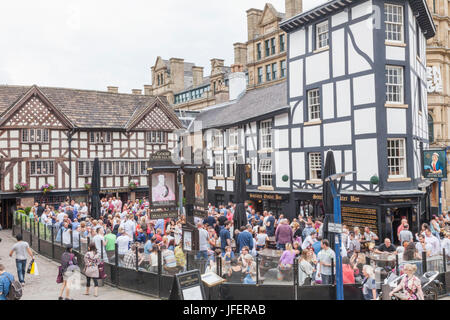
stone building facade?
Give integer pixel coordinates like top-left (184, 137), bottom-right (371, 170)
top-left (426, 0), bottom-right (450, 213)
top-left (233, 0), bottom-right (303, 91)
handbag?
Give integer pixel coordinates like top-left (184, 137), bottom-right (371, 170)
top-left (393, 291), bottom-right (410, 300)
top-left (299, 262), bottom-right (312, 285)
top-left (56, 266), bottom-right (63, 284)
top-left (98, 262), bottom-right (107, 279)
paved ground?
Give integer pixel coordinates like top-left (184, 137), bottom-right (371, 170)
top-left (0, 230), bottom-right (156, 300)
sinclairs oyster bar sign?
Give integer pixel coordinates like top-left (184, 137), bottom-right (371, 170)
top-left (423, 149), bottom-right (447, 179)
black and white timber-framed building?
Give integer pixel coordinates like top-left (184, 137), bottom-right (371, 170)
top-left (195, 0), bottom-right (436, 243)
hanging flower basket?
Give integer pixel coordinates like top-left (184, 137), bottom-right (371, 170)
top-left (41, 184), bottom-right (55, 194)
top-left (84, 182), bottom-right (91, 191)
top-left (128, 181), bottom-right (139, 190)
top-left (15, 182), bottom-right (29, 193)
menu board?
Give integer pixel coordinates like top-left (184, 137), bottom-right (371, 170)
top-left (341, 206), bottom-right (378, 235)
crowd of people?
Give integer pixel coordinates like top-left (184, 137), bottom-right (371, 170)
top-left (7, 196), bottom-right (450, 300)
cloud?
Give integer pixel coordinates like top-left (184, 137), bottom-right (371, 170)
top-left (0, 0), bottom-right (326, 93)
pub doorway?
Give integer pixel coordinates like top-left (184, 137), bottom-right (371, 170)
top-left (389, 206), bottom-right (414, 244)
top-left (1, 199), bottom-right (16, 229)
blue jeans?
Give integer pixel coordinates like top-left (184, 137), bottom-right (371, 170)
top-left (196, 250), bottom-right (208, 260)
top-left (16, 259), bottom-right (27, 283)
top-left (277, 243), bottom-right (286, 250)
top-left (321, 274), bottom-right (333, 285)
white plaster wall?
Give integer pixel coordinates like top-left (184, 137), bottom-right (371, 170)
top-left (387, 108), bottom-right (407, 134)
top-left (345, 150), bottom-right (353, 180)
top-left (306, 51), bottom-right (330, 85)
top-left (386, 46), bottom-right (405, 61)
top-left (332, 11), bottom-right (348, 28)
top-left (290, 59), bottom-right (304, 97)
top-left (290, 28), bottom-right (306, 58)
top-left (292, 152), bottom-right (305, 180)
top-left (275, 114), bottom-right (289, 126)
top-left (291, 101), bottom-right (303, 124)
top-left (333, 150), bottom-right (342, 173)
top-left (274, 129), bottom-right (289, 149)
top-left (353, 74), bottom-right (375, 105)
top-left (322, 82), bottom-right (335, 120)
top-left (275, 151), bottom-right (290, 188)
top-left (336, 79), bottom-right (351, 117)
top-left (354, 108), bottom-right (377, 134)
top-left (355, 139), bottom-right (378, 181)
top-left (332, 28), bottom-right (346, 78)
top-left (324, 121), bottom-right (352, 146)
top-left (291, 127), bottom-right (301, 148)
top-left (303, 126), bottom-right (321, 148)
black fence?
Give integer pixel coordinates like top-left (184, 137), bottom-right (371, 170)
top-left (12, 212), bottom-right (449, 300)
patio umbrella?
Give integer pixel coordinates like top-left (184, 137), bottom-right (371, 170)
top-left (233, 164), bottom-right (248, 235)
top-left (322, 150), bottom-right (337, 249)
top-left (90, 157), bottom-right (101, 219)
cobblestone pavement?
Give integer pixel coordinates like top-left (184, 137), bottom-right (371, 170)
top-left (0, 230), bottom-right (156, 300)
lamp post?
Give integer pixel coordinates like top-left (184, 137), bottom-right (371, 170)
top-left (325, 171), bottom-right (355, 301)
top-left (177, 167), bottom-right (185, 216)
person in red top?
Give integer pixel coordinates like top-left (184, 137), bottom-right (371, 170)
top-left (397, 218), bottom-right (408, 240)
top-left (342, 256), bottom-right (355, 284)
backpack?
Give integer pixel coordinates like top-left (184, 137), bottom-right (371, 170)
top-left (7, 279), bottom-right (23, 300)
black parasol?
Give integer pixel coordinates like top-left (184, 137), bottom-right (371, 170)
top-left (233, 164), bottom-right (248, 233)
top-left (90, 157), bottom-right (101, 219)
top-left (322, 150), bottom-right (337, 248)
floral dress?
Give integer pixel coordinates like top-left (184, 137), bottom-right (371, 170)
top-left (401, 275), bottom-right (421, 300)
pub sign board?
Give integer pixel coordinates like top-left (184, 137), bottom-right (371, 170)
top-left (193, 170), bottom-right (208, 218)
top-left (169, 270), bottom-right (205, 300)
top-left (148, 150), bottom-right (180, 219)
top-left (423, 149), bottom-right (447, 179)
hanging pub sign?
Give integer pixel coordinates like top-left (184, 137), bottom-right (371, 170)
top-left (423, 149), bottom-right (447, 179)
top-left (193, 170), bottom-right (208, 218)
top-left (148, 150), bottom-right (180, 219)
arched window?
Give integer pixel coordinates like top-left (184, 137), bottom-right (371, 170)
top-left (428, 113), bottom-right (434, 143)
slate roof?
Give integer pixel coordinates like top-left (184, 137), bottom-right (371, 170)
top-left (0, 85), bottom-right (182, 129)
top-left (280, 0), bottom-right (436, 39)
top-left (192, 81), bottom-right (288, 130)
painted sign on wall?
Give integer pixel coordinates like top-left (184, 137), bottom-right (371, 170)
top-left (427, 66), bottom-right (443, 93)
top-left (423, 149), bottom-right (447, 179)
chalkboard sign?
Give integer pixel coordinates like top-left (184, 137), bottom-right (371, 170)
top-left (169, 270), bottom-right (206, 300)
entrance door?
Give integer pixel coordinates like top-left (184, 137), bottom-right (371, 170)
top-left (1, 199), bottom-right (16, 229)
top-left (390, 207), bottom-right (412, 244)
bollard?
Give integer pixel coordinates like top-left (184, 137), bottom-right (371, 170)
top-left (331, 258), bottom-right (335, 285)
top-left (78, 233), bottom-right (81, 253)
top-left (135, 247), bottom-right (139, 271)
top-left (20, 215), bottom-right (23, 235)
top-left (101, 240), bottom-right (104, 260)
top-left (443, 248), bottom-right (447, 273)
top-left (422, 251), bottom-right (427, 273)
top-left (395, 254), bottom-right (399, 275)
top-left (157, 248), bottom-right (162, 299)
top-left (37, 222), bottom-right (41, 252)
top-left (44, 224), bottom-right (47, 241)
top-left (256, 254), bottom-right (260, 285)
top-left (29, 220), bottom-right (33, 246)
top-left (293, 257), bottom-right (299, 300)
top-left (60, 227), bottom-right (63, 247)
top-left (51, 226), bottom-right (55, 259)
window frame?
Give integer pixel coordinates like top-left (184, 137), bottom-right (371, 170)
top-left (259, 158), bottom-right (273, 187)
top-left (21, 128), bottom-right (49, 144)
top-left (212, 131), bottom-right (223, 149)
top-left (115, 161), bottom-right (129, 176)
top-left (281, 60), bottom-right (286, 78)
top-left (101, 161), bottom-right (114, 176)
top-left (266, 64), bottom-right (272, 82)
top-left (387, 138), bottom-right (407, 178)
top-left (270, 37), bottom-right (276, 55)
top-left (260, 120), bottom-right (273, 150)
top-left (30, 160), bottom-right (55, 176)
top-left (78, 161), bottom-right (93, 177)
top-left (265, 39), bottom-right (270, 57)
top-left (307, 89), bottom-right (321, 121)
top-left (89, 132), bottom-right (112, 145)
top-left (146, 131), bottom-right (167, 145)
top-left (257, 67), bottom-right (263, 84)
top-left (385, 65), bottom-right (404, 104)
top-left (272, 63), bottom-right (277, 80)
top-left (308, 153), bottom-right (322, 180)
top-left (257, 43), bottom-right (262, 60)
top-left (384, 3), bottom-right (404, 43)
top-left (279, 34), bottom-right (285, 52)
top-left (214, 154), bottom-right (224, 177)
top-left (315, 21), bottom-right (329, 50)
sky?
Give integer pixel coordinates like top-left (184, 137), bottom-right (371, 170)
top-left (0, 0), bottom-right (328, 93)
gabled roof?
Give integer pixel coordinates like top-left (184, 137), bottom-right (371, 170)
top-left (192, 81), bottom-right (288, 130)
top-left (259, 3), bottom-right (285, 26)
top-left (280, 0), bottom-right (435, 39)
top-left (0, 85), bottom-right (183, 130)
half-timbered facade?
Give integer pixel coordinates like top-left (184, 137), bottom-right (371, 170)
top-left (0, 85), bottom-right (182, 228)
top-left (280, 0), bottom-right (436, 241)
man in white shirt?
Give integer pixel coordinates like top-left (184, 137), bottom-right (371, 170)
top-left (79, 202), bottom-right (88, 221)
top-left (116, 230), bottom-right (132, 266)
top-left (196, 222), bottom-right (209, 260)
top-left (441, 232), bottom-right (450, 258)
top-left (57, 211), bottom-right (66, 224)
top-left (302, 231), bottom-right (317, 250)
top-left (123, 215), bottom-right (136, 240)
top-left (93, 228), bottom-right (108, 262)
top-left (416, 234), bottom-right (433, 257)
top-left (424, 229), bottom-right (440, 256)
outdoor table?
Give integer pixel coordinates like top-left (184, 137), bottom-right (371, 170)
top-left (368, 252), bottom-right (397, 268)
top-left (258, 248), bottom-right (282, 277)
top-left (266, 236), bottom-right (277, 249)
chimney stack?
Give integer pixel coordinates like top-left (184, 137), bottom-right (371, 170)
top-left (229, 64), bottom-right (247, 101)
top-left (246, 9), bottom-right (263, 41)
top-left (192, 66), bottom-right (204, 87)
top-left (169, 58), bottom-right (185, 92)
top-left (132, 89), bottom-right (142, 95)
top-left (234, 43), bottom-right (247, 66)
top-left (107, 86), bottom-right (118, 93)
top-left (285, 0), bottom-right (303, 19)
top-left (143, 85), bottom-right (153, 96)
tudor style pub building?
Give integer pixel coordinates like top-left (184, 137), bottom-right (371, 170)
top-left (0, 85), bottom-right (182, 228)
